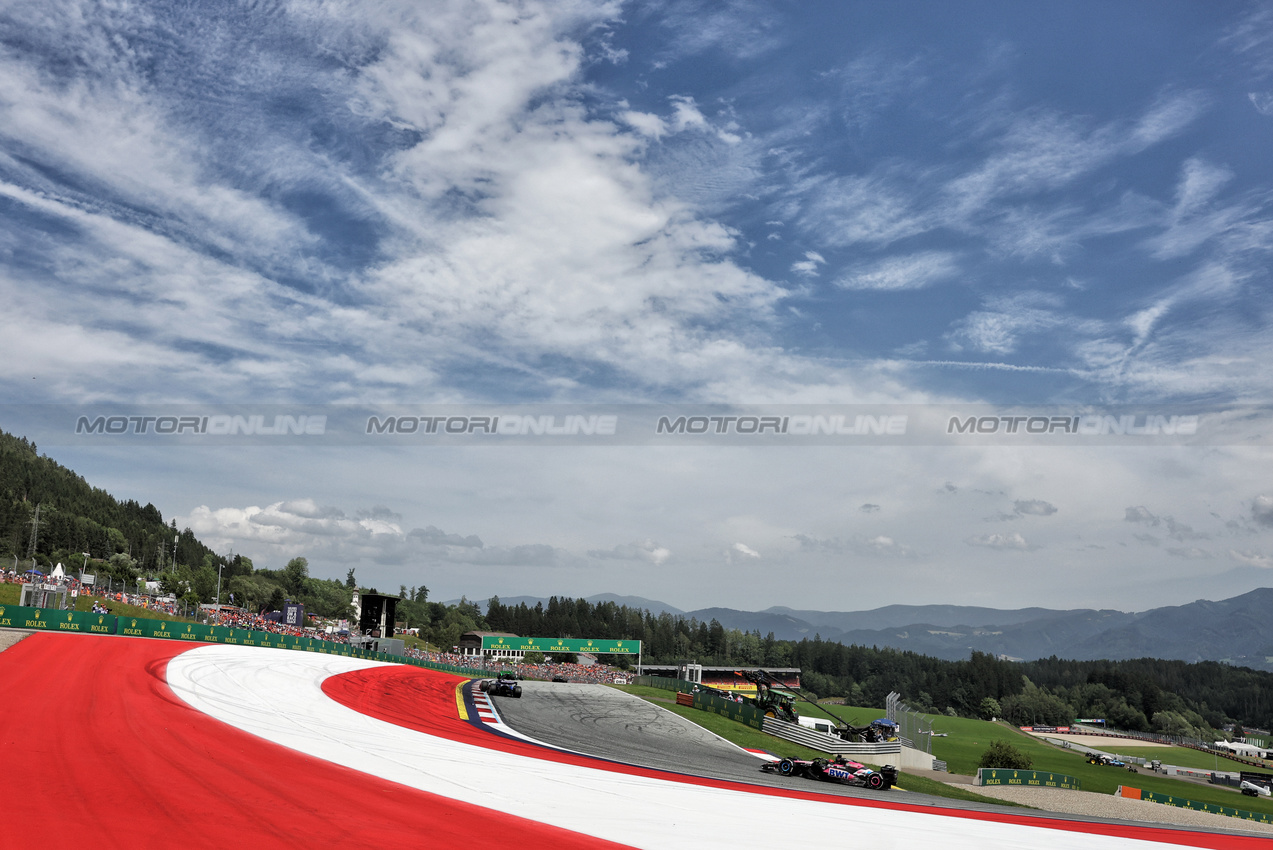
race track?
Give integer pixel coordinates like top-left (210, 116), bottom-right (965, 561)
top-left (492, 680), bottom-right (943, 802)
top-left (491, 680), bottom-right (767, 774)
top-left (0, 633), bottom-right (1261, 849)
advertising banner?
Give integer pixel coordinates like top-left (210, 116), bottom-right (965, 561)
top-left (0, 605), bottom-right (116, 635)
top-left (283, 602), bottom-right (305, 628)
top-left (978, 769), bottom-right (1081, 790)
top-left (481, 635), bottom-right (641, 655)
top-left (1128, 788), bottom-right (1273, 824)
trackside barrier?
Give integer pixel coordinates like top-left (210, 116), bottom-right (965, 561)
top-left (633, 675), bottom-right (769, 732)
top-left (0, 604), bottom-right (494, 680)
top-left (692, 690), bottom-right (767, 730)
top-left (632, 674), bottom-right (700, 693)
top-left (1116, 786), bottom-right (1273, 825)
top-left (978, 769), bottom-right (1081, 790)
top-left (0, 605), bottom-right (117, 635)
top-left (762, 718), bottom-right (903, 758)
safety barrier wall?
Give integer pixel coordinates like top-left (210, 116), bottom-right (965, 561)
top-left (692, 690), bottom-right (766, 730)
top-left (1116, 786), bottom-right (1273, 824)
top-left (633, 674), bottom-right (770, 731)
top-left (0, 605), bottom-right (117, 635)
top-left (762, 718), bottom-right (903, 757)
top-left (0, 603), bottom-right (494, 679)
top-left (978, 768), bottom-right (1081, 790)
top-left (632, 674), bottom-right (700, 693)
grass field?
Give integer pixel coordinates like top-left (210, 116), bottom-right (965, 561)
top-left (921, 713), bottom-right (1273, 815)
top-left (1096, 745), bottom-right (1264, 773)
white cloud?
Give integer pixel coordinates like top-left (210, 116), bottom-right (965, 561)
top-left (588, 540), bottom-right (672, 565)
top-left (621, 110), bottom-right (669, 139)
top-left (941, 93), bottom-right (1206, 221)
top-left (835, 251), bottom-right (959, 291)
top-left (966, 531), bottom-right (1031, 550)
top-left (1230, 549), bottom-right (1273, 568)
top-left (792, 532), bottom-right (915, 558)
top-left (790, 251), bottom-right (826, 277)
top-left (723, 544), bottom-right (758, 564)
top-left (947, 293), bottom-right (1067, 355)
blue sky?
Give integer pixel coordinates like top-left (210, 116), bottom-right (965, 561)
top-left (3, 1), bottom-right (1273, 613)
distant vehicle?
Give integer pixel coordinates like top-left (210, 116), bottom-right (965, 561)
top-left (1086, 754), bottom-right (1125, 767)
top-left (551, 676), bottom-right (568, 683)
top-left (761, 755), bottom-right (897, 790)
top-left (1241, 780), bottom-right (1272, 798)
top-left (797, 716), bottom-right (839, 736)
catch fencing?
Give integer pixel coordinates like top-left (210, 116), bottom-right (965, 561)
top-left (885, 691), bottom-right (929, 752)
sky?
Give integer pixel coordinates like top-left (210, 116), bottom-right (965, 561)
top-left (3, 0), bottom-right (1273, 615)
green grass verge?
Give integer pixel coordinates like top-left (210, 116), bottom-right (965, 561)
top-left (1103, 745), bottom-right (1267, 773)
top-left (922, 715), bottom-right (1273, 815)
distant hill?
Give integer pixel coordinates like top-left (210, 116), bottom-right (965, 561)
top-left (762, 604), bottom-right (1068, 632)
top-left (0, 427), bottom-right (221, 571)
top-left (467, 588), bottom-right (1273, 671)
top-left (687, 591), bottom-right (1273, 671)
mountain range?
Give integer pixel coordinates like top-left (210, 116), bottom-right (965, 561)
top-left (453, 589), bottom-right (1273, 671)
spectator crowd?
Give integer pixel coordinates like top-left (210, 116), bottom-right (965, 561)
top-left (4, 567), bottom-right (632, 684)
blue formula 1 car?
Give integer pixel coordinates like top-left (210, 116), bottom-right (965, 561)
top-left (761, 755), bottom-right (897, 790)
top-left (478, 671), bottom-right (523, 698)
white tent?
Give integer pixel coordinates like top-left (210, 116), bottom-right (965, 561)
top-left (50, 563), bottom-right (65, 580)
top-left (1216, 740), bottom-right (1264, 757)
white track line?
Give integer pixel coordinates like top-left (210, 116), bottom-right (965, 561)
top-left (165, 646), bottom-right (1206, 850)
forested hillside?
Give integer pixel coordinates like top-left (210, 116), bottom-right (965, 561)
top-left (0, 430), bottom-right (219, 574)
top-left (486, 595), bottom-right (1273, 732)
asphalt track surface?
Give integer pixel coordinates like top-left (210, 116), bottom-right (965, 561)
top-left (493, 680), bottom-right (900, 799)
top-left (2, 633), bottom-right (1267, 849)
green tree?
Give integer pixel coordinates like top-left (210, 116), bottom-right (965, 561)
top-left (282, 557), bottom-right (308, 595)
top-left (979, 740), bottom-right (1032, 770)
top-left (979, 696), bottom-right (1002, 720)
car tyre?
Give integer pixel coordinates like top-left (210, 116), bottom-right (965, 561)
top-left (777, 758), bottom-right (795, 776)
